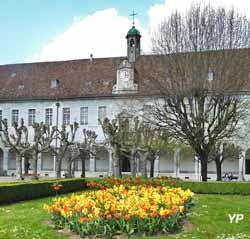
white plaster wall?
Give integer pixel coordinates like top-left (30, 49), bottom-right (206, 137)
top-left (180, 157), bottom-right (195, 173)
top-left (0, 97), bottom-right (148, 146)
top-left (41, 152), bottom-right (53, 171)
top-left (0, 96), bottom-right (248, 180)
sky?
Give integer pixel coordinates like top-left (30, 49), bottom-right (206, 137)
top-left (0, 0), bottom-right (250, 65)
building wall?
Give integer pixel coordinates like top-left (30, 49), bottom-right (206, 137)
top-left (0, 97), bottom-right (248, 180)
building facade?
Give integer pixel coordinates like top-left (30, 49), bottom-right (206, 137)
top-left (0, 25), bottom-right (249, 180)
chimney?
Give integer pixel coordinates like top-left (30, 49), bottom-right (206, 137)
top-left (90, 54), bottom-right (93, 61)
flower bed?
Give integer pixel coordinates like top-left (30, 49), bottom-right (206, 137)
top-left (44, 179), bottom-right (194, 238)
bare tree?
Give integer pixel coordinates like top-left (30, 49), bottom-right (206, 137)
top-left (31, 122), bottom-right (56, 179)
top-left (53, 122), bottom-right (79, 178)
top-left (101, 117), bottom-right (123, 177)
top-left (77, 129), bottom-right (97, 178)
top-left (148, 4), bottom-right (250, 181)
top-left (0, 119), bottom-right (31, 180)
top-left (209, 142), bottom-right (240, 181)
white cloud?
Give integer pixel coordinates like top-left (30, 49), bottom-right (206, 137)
top-left (31, 8), bottom-right (150, 63)
top-left (31, 2), bottom-right (250, 62)
top-left (148, 0), bottom-right (250, 30)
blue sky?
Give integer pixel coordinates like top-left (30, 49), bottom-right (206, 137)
top-left (1, 0), bottom-right (249, 65)
top-left (0, 0), bottom-right (162, 65)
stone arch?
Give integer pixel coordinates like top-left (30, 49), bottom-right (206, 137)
top-left (0, 148), bottom-right (3, 172)
top-left (8, 149), bottom-right (16, 170)
top-left (245, 148), bottom-right (250, 174)
top-left (95, 146), bottom-right (109, 172)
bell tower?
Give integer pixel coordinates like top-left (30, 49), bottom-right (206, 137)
top-left (126, 11), bottom-right (141, 63)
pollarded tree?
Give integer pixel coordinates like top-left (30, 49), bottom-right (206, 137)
top-left (0, 118), bottom-right (31, 180)
top-left (65, 129), bottom-right (97, 178)
top-left (53, 122), bottom-right (79, 178)
top-left (101, 117), bottom-right (123, 177)
top-left (148, 4), bottom-right (250, 181)
top-left (31, 122), bottom-right (56, 178)
top-left (79, 129), bottom-right (97, 178)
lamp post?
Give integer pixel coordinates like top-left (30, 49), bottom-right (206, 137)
top-left (54, 102), bottom-right (60, 177)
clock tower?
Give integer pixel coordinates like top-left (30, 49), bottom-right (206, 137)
top-left (126, 13), bottom-right (141, 63)
top-left (112, 60), bottom-right (138, 94)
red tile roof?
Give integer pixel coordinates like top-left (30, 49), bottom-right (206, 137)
top-left (0, 49), bottom-right (249, 102)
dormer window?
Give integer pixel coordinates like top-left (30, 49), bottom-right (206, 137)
top-left (51, 79), bottom-right (60, 88)
top-left (18, 84), bottom-right (24, 90)
top-left (208, 71), bottom-right (214, 81)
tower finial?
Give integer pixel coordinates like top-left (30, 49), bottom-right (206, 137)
top-left (129, 10), bottom-right (137, 26)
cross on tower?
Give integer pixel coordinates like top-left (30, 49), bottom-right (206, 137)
top-left (130, 10), bottom-right (137, 26)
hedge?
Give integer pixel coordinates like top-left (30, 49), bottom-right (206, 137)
top-left (175, 181), bottom-right (250, 195)
top-left (85, 178), bottom-right (250, 195)
top-left (0, 178), bottom-right (86, 205)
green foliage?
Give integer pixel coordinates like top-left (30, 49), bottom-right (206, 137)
top-left (0, 178), bottom-right (86, 205)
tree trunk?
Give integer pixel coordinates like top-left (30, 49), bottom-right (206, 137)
top-left (24, 156), bottom-right (29, 174)
top-left (140, 152), bottom-right (148, 178)
top-left (16, 154), bottom-right (23, 180)
top-left (81, 158), bottom-right (85, 178)
top-left (215, 156), bottom-right (222, 181)
top-left (72, 160), bottom-right (76, 178)
top-left (32, 152), bottom-right (39, 179)
top-left (199, 151), bottom-right (208, 181)
top-left (130, 150), bottom-right (137, 177)
top-left (56, 158), bottom-right (62, 178)
top-left (113, 145), bottom-right (121, 178)
top-left (66, 158), bottom-right (72, 178)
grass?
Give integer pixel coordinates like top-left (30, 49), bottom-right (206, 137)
top-left (0, 193), bottom-right (250, 239)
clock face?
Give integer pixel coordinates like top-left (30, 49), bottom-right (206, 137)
top-left (120, 70), bottom-right (130, 79)
top-left (119, 70), bottom-right (130, 88)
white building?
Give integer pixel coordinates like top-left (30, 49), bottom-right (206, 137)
top-left (0, 24), bottom-right (249, 180)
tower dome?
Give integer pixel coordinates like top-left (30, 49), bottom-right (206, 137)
top-left (126, 26), bottom-right (141, 38)
top-left (126, 25), bottom-right (141, 63)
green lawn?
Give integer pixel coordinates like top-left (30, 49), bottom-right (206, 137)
top-left (0, 193), bottom-right (250, 239)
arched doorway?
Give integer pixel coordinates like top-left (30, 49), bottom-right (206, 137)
top-left (245, 149), bottom-right (250, 174)
top-left (121, 152), bottom-right (131, 172)
top-left (0, 148), bottom-right (3, 172)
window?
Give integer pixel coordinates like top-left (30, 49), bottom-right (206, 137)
top-left (208, 71), bottom-right (214, 81)
top-left (130, 39), bottom-right (135, 47)
top-left (51, 79), bottom-right (60, 88)
top-left (80, 107), bottom-right (88, 125)
top-left (98, 106), bottom-right (106, 124)
top-left (62, 108), bottom-right (70, 125)
top-left (45, 108), bottom-right (53, 126)
top-left (28, 109), bottom-right (36, 126)
top-left (12, 109), bottom-right (19, 126)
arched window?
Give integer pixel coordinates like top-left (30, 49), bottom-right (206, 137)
top-left (130, 39), bottom-right (135, 47)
